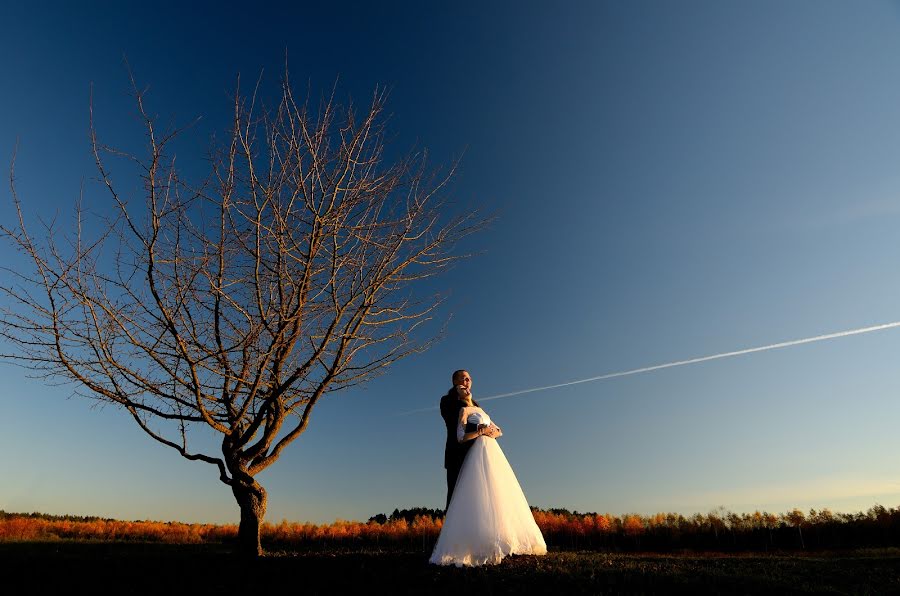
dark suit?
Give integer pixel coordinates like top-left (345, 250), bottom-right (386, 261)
top-left (440, 390), bottom-right (479, 510)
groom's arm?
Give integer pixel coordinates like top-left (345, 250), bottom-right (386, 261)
top-left (457, 411), bottom-right (501, 442)
top-left (439, 395), bottom-right (456, 427)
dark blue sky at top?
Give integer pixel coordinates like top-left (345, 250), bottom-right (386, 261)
top-left (3, 1), bottom-right (900, 523)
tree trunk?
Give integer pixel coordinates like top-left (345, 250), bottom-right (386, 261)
top-left (232, 479), bottom-right (268, 557)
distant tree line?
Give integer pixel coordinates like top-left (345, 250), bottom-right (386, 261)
top-left (367, 507), bottom-right (444, 525)
top-left (3, 505), bottom-right (899, 552)
top-left (0, 511), bottom-right (117, 523)
top-left (529, 505), bottom-right (900, 552)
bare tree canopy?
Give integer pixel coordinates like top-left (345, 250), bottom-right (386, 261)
top-left (1, 71), bottom-right (487, 555)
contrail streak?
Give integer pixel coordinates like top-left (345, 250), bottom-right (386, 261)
top-left (398, 320), bottom-right (900, 415)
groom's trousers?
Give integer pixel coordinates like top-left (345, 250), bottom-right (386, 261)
top-left (446, 465), bottom-right (461, 511)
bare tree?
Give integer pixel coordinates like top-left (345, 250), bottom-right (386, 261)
top-left (0, 72), bottom-right (486, 556)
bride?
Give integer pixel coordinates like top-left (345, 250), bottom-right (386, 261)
top-left (429, 372), bottom-right (547, 566)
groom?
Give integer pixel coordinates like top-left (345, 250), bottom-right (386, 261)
top-left (440, 369), bottom-right (500, 510)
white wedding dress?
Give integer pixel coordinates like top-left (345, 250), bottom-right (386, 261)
top-left (429, 406), bottom-right (547, 566)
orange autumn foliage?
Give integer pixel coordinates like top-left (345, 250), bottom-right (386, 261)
top-left (0, 514), bottom-right (237, 543)
top-left (3, 504), bottom-right (900, 551)
top-left (622, 515), bottom-right (644, 536)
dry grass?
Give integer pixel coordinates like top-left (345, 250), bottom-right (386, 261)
top-left (4, 542), bottom-right (898, 595)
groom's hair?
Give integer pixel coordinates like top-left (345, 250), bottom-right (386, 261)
top-left (451, 369), bottom-right (468, 384)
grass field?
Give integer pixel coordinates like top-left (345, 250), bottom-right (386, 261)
top-left (5, 542), bottom-right (899, 594)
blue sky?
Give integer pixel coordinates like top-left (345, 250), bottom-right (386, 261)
top-left (2, 0), bottom-right (900, 524)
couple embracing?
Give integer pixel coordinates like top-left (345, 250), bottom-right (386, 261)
top-left (429, 369), bottom-right (547, 567)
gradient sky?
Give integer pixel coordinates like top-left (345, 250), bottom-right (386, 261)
top-left (3, 0), bottom-right (900, 525)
